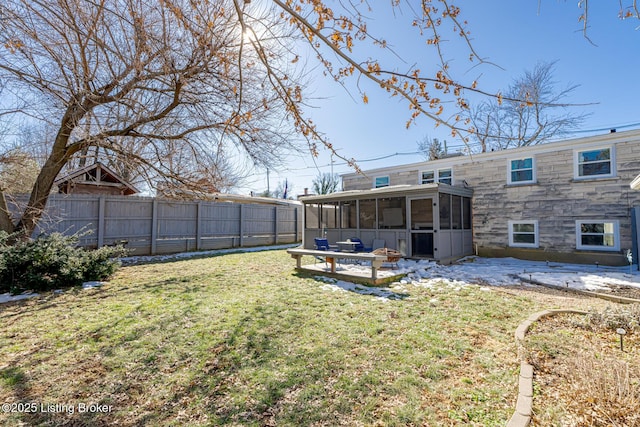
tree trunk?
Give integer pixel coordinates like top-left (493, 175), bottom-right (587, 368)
top-left (0, 191), bottom-right (14, 234)
top-left (13, 119), bottom-right (76, 239)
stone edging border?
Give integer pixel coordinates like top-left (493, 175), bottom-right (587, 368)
top-left (506, 309), bottom-right (588, 427)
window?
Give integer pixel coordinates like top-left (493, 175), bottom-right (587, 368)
top-left (374, 176), bottom-right (390, 188)
top-left (420, 168), bottom-right (453, 185)
top-left (508, 221), bottom-right (538, 248)
top-left (378, 197), bottom-right (406, 229)
top-left (462, 197), bottom-right (472, 230)
top-left (438, 169), bottom-right (452, 185)
top-left (305, 203), bottom-right (320, 229)
top-left (575, 147), bottom-right (614, 179)
top-left (451, 195), bottom-right (462, 229)
top-left (340, 201), bottom-right (357, 229)
top-left (439, 193), bottom-right (451, 230)
top-left (420, 170), bottom-right (435, 184)
top-left (576, 220), bottom-right (620, 251)
top-left (359, 199), bottom-right (377, 229)
top-left (321, 202), bottom-right (338, 229)
top-left (508, 157), bottom-right (535, 184)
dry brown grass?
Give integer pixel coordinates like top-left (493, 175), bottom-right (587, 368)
top-left (526, 309), bottom-right (640, 427)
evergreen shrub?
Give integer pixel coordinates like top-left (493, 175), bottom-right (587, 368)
top-left (0, 232), bottom-right (127, 294)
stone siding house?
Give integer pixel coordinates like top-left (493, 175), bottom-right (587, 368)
top-left (342, 129), bottom-right (640, 265)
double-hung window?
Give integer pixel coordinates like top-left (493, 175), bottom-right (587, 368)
top-left (576, 220), bottom-right (620, 251)
top-left (508, 157), bottom-right (535, 184)
top-left (508, 220), bottom-right (538, 248)
top-left (420, 168), bottom-right (453, 185)
top-left (574, 147), bottom-right (615, 179)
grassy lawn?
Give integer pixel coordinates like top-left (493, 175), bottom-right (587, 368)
top-left (0, 249), bottom-right (594, 426)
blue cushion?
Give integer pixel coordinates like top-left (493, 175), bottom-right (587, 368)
top-left (314, 237), bottom-right (330, 250)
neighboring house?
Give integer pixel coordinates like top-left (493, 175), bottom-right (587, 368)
top-left (341, 129), bottom-right (640, 266)
top-left (55, 162), bottom-right (139, 196)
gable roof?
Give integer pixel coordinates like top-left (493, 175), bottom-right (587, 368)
top-left (54, 162), bottom-right (139, 195)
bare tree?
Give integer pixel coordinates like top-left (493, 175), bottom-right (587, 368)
top-left (0, 0), bottom-right (301, 236)
top-left (272, 179), bottom-right (293, 199)
top-left (0, 1), bottom-right (632, 237)
top-left (312, 173), bottom-right (340, 195)
top-left (0, 149), bottom-right (40, 195)
top-left (417, 136), bottom-right (447, 161)
top-left (561, 0), bottom-right (640, 41)
top-left (468, 62), bottom-right (588, 152)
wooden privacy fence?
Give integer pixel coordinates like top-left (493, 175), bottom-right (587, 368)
top-left (9, 194), bottom-right (302, 255)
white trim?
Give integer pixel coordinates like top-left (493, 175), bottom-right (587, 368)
top-left (419, 170), bottom-right (435, 184)
top-left (573, 145), bottom-right (616, 180)
top-left (508, 220), bottom-right (539, 248)
top-left (631, 174), bottom-right (640, 190)
top-left (575, 220), bottom-right (620, 251)
top-left (373, 175), bottom-right (390, 188)
top-left (438, 168), bottom-right (453, 185)
top-left (507, 156), bottom-right (536, 185)
top-left (419, 168), bottom-right (453, 185)
top-left (343, 129), bottom-right (640, 180)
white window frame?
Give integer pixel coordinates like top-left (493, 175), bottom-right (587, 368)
top-left (575, 220), bottom-right (620, 251)
top-left (420, 170), bottom-right (435, 184)
top-left (508, 220), bottom-right (539, 248)
top-left (420, 168), bottom-right (453, 185)
top-left (507, 157), bottom-right (536, 185)
top-left (573, 146), bottom-right (616, 180)
top-left (438, 168), bottom-right (453, 185)
top-left (374, 176), bottom-right (390, 188)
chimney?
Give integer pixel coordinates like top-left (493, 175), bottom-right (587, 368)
top-left (304, 188), bottom-right (308, 196)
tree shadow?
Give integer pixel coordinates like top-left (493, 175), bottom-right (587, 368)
top-left (293, 271), bottom-right (410, 300)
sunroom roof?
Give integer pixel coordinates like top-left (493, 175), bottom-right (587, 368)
top-left (299, 183), bottom-right (472, 203)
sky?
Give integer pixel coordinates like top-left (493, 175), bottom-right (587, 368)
top-left (237, 1), bottom-right (640, 197)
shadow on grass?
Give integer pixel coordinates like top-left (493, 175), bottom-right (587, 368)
top-left (150, 301), bottom-right (348, 426)
top-left (293, 271), bottom-right (410, 301)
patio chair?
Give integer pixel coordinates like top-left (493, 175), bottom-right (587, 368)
top-left (313, 237), bottom-right (338, 267)
top-left (314, 237), bottom-right (338, 251)
top-left (349, 237), bottom-right (371, 252)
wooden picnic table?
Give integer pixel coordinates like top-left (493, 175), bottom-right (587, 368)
top-left (287, 248), bottom-right (388, 280)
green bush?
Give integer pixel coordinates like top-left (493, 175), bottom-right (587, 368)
top-left (0, 232), bottom-right (128, 294)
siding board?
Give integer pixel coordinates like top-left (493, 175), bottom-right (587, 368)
top-left (342, 131), bottom-right (640, 265)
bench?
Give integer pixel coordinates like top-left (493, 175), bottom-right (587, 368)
top-left (287, 248), bottom-right (388, 281)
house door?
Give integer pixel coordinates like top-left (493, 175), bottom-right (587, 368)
top-left (409, 198), bottom-right (435, 257)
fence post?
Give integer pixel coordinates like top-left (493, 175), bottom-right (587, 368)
top-left (196, 202), bottom-right (203, 250)
top-left (274, 206), bottom-right (279, 244)
top-left (97, 197), bottom-right (106, 248)
top-left (151, 199), bottom-right (158, 255)
top-left (294, 206), bottom-right (299, 242)
top-left (239, 204), bottom-right (244, 248)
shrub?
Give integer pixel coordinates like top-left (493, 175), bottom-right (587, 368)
top-left (80, 245), bottom-right (127, 282)
top-left (586, 305), bottom-right (640, 334)
top-left (0, 233), bottom-right (128, 294)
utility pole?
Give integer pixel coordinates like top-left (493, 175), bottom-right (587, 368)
top-left (266, 168), bottom-right (270, 195)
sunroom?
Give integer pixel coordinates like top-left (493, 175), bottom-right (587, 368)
top-left (300, 183), bottom-right (474, 263)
